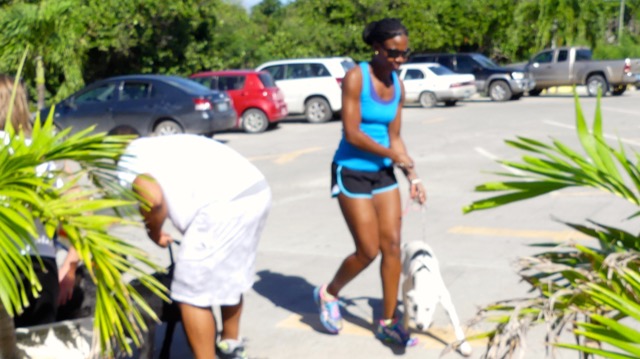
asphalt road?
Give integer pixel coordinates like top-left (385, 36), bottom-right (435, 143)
top-left (123, 88), bottom-right (640, 359)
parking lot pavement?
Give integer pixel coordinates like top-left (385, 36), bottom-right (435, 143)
top-left (111, 90), bottom-right (640, 358)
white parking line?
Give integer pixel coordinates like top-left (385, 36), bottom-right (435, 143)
top-left (544, 120), bottom-right (640, 147)
top-left (474, 147), bottom-right (526, 176)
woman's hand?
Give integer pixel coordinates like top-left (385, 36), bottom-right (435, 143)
top-left (393, 153), bottom-right (414, 170)
top-left (409, 178), bottom-right (427, 205)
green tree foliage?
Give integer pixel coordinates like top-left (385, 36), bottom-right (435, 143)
top-left (1, 0), bottom-right (639, 105)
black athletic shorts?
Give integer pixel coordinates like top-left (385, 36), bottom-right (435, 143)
top-left (331, 162), bottom-right (398, 199)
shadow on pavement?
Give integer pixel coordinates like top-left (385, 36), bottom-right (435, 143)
top-left (253, 270), bottom-right (409, 355)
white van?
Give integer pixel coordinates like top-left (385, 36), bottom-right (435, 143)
top-left (256, 57), bottom-right (356, 123)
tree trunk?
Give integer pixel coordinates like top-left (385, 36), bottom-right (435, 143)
top-left (0, 302), bottom-right (18, 359)
top-left (35, 56), bottom-right (45, 110)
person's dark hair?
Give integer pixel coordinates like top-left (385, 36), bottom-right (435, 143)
top-left (108, 125), bottom-right (140, 137)
top-left (362, 18), bottom-right (408, 46)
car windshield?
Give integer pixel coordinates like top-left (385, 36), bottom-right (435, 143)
top-left (258, 73), bottom-right (276, 87)
top-left (471, 54), bottom-right (499, 69)
top-left (164, 76), bottom-right (213, 95)
top-left (429, 65), bottom-right (455, 75)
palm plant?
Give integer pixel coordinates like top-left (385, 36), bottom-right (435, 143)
top-left (463, 91), bottom-right (640, 359)
top-left (1, 60), bottom-right (167, 357)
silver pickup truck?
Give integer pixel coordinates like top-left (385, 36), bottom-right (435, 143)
top-left (525, 46), bottom-right (639, 96)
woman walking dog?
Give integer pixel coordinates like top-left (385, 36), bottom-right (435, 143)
top-left (313, 18), bottom-right (427, 347)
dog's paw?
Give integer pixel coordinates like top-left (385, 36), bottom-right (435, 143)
top-left (459, 341), bottom-right (472, 357)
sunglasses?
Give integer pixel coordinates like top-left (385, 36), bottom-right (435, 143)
top-left (383, 47), bottom-right (411, 59)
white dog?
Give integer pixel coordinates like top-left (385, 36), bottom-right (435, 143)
top-left (402, 240), bottom-right (472, 356)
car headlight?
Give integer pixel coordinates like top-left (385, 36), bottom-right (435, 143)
top-left (511, 72), bottom-right (524, 80)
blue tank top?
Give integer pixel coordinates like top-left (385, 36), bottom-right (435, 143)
top-left (333, 62), bottom-right (401, 171)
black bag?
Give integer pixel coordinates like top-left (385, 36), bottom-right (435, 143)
top-left (131, 245), bottom-right (182, 359)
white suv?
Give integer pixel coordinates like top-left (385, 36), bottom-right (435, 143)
top-left (256, 57), bottom-right (355, 123)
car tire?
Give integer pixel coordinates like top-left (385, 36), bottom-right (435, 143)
top-left (305, 97), bottom-right (332, 123)
top-left (241, 109), bottom-right (269, 133)
top-left (489, 80), bottom-right (512, 102)
top-left (153, 120), bottom-right (183, 136)
top-left (419, 92), bottom-right (437, 108)
top-left (586, 75), bottom-right (608, 97)
top-left (528, 88), bottom-right (543, 96)
top-left (444, 100), bottom-right (457, 107)
top-left (611, 85), bottom-right (626, 96)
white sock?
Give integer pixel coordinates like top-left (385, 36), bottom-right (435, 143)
top-left (322, 285), bottom-right (336, 300)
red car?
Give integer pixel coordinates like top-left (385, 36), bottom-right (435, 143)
top-left (190, 70), bottom-right (288, 133)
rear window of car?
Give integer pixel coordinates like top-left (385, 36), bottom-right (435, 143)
top-left (191, 76), bottom-right (216, 89)
top-left (429, 65), bottom-right (455, 75)
top-left (217, 76), bottom-right (246, 91)
top-left (340, 60), bottom-right (356, 72)
top-left (576, 49), bottom-right (592, 61)
top-left (258, 73), bottom-right (276, 87)
top-left (164, 77), bottom-right (212, 95)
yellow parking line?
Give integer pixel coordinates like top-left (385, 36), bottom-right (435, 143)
top-left (248, 146), bottom-right (323, 164)
top-left (448, 226), bottom-right (588, 241)
top-left (276, 313), bottom-right (487, 349)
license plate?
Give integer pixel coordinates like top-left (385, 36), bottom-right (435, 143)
top-left (216, 102), bottom-right (229, 112)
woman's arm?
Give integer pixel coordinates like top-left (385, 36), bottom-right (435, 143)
top-left (341, 67), bottom-right (404, 164)
top-left (389, 81), bottom-right (427, 204)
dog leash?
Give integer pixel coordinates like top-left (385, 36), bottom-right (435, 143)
top-left (402, 195), bottom-right (429, 243)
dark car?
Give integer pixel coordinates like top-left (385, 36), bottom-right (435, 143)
top-left (42, 75), bottom-right (236, 137)
top-left (407, 53), bottom-right (533, 101)
top-left (190, 70), bottom-right (288, 133)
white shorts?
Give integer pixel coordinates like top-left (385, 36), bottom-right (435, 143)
top-left (171, 181), bottom-right (271, 307)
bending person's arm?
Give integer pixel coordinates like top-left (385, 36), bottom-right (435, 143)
top-left (133, 174), bottom-right (172, 248)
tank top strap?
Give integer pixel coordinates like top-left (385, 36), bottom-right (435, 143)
top-left (391, 70), bottom-right (401, 102)
top-left (359, 62), bottom-right (371, 97)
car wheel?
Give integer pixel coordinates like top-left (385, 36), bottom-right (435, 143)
top-left (586, 75), bottom-right (608, 97)
top-left (611, 85), bottom-right (626, 96)
top-left (528, 88), bottom-right (543, 96)
top-left (153, 120), bottom-right (183, 136)
top-left (444, 100), bottom-right (457, 107)
top-left (419, 92), bottom-right (437, 108)
top-left (242, 109), bottom-right (269, 134)
top-left (489, 80), bottom-right (512, 102)
top-left (305, 97), bottom-right (332, 123)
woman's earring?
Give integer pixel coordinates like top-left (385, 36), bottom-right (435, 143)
top-left (374, 50), bottom-right (379, 55)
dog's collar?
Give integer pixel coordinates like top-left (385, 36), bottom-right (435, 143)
top-left (410, 249), bottom-right (432, 275)
top-left (410, 249), bottom-right (432, 262)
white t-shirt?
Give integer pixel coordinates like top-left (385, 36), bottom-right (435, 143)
top-left (118, 134), bottom-right (266, 233)
top-left (1, 130), bottom-right (58, 258)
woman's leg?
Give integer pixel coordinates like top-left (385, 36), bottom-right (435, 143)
top-left (372, 189), bottom-right (403, 319)
top-left (220, 296), bottom-right (243, 340)
top-left (326, 195), bottom-right (380, 296)
top-left (179, 302), bottom-right (216, 359)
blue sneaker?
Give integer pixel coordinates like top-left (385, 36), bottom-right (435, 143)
top-left (313, 285), bottom-right (342, 334)
top-left (375, 319), bottom-right (418, 347)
